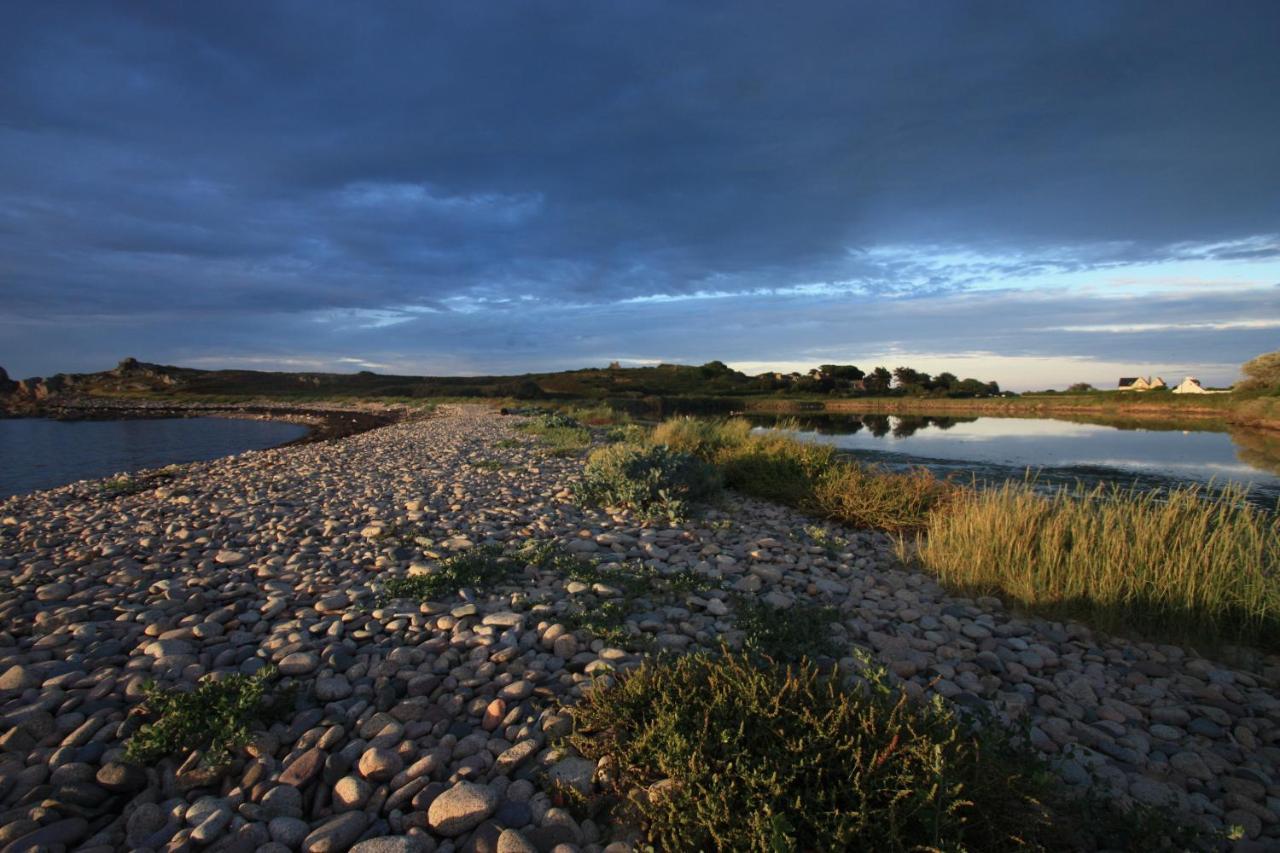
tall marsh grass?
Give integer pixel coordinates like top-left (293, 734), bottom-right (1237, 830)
top-left (653, 416), bottom-right (952, 531)
top-left (919, 482), bottom-right (1280, 648)
top-left (649, 416), bottom-right (1280, 650)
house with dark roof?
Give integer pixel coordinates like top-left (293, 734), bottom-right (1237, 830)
top-left (1117, 376), bottom-right (1165, 391)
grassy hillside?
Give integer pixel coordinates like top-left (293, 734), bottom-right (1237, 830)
top-left (5, 357), bottom-right (1278, 430)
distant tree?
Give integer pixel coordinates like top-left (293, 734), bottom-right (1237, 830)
top-left (892, 366), bottom-right (931, 391)
top-left (863, 367), bottom-right (892, 394)
top-left (933, 372), bottom-right (958, 390)
top-left (1237, 350), bottom-right (1280, 392)
top-left (1066, 382), bottom-right (1095, 393)
top-left (818, 364), bottom-right (865, 381)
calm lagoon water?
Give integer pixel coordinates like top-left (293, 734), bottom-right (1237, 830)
top-left (0, 417), bottom-right (310, 498)
top-left (754, 413), bottom-right (1280, 505)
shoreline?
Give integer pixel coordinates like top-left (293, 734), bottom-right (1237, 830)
top-left (0, 406), bottom-right (1277, 848)
top-left (3, 397), bottom-right (410, 446)
top-left (736, 392), bottom-right (1280, 433)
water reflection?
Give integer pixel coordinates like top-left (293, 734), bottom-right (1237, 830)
top-left (750, 412), bottom-right (1280, 505)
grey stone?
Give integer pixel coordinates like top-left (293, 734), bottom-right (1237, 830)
top-left (428, 780), bottom-right (499, 836)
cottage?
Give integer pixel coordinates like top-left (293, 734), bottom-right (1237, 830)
top-left (1117, 376), bottom-right (1166, 391)
top-left (1172, 376), bottom-right (1208, 394)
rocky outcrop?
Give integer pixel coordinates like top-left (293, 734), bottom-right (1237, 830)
top-left (0, 359), bottom-right (189, 414)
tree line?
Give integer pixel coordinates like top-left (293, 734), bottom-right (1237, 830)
top-left (748, 363), bottom-right (1002, 397)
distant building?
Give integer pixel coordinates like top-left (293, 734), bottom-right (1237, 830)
top-left (1117, 376), bottom-right (1166, 391)
top-left (1172, 376), bottom-right (1208, 394)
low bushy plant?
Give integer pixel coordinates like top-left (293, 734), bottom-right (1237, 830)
top-left (811, 460), bottom-right (959, 533)
top-left (717, 431), bottom-right (837, 505)
top-left (126, 667), bottom-right (294, 766)
top-left (604, 423), bottom-right (651, 444)
top-left (381, 544), bottom-right (515, 601)
top-left (517, 413), bottom-right (593, 455)
top-left (736, 599), bottom-right (839, 661)
top-left (578, 443), bottom-right (720, 521)
top-left (651, 416), bottom-right (753, 459)
top-left (570, 652), bottom-right (1200, 852)
top-left (562, 599), bottom-right (641, 648)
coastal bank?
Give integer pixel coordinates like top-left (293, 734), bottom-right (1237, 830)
top-left (0, 406), bottom-right (1276, 850)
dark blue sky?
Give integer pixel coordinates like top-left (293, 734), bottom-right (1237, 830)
top-left (2, 1), bottom-right (1277, 388)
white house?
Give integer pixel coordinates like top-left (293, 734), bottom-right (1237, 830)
top-left (1172, 376), bottom-right (1208, 394)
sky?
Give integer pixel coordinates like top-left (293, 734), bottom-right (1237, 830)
top-left (1, 2), bottom-right (1278, 390)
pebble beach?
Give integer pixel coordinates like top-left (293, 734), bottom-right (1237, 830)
top-left (1, 405), bottom-right (1278, 852)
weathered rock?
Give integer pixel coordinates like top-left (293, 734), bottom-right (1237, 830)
top-left (427, 780), bottom-right (499, 836)
top-left (546, 756), bottom-right (596, 796)
top-left (302, 812), bottom-right (368, 853)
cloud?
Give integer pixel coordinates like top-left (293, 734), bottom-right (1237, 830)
top-left (0, 2), bottom-right (1277, 379)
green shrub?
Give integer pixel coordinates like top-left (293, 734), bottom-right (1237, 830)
top-left (381, 544), bottom-right (515, 601)
top-left (604, 423), bottom-right (651, 444)
top-left (570, 652), bottom-right (1199, 852)
top-left (811, 460), bottom-right (959, 533)
top-left (717, 431), bottom-right (837, 505)
top-left (562, 600), bottom-right (642, 648)
top-left (651, 416), bottom-right (753, 459)
top-left (736, 599), bottom-right (839, 661)
top-left (919, 482), bottom-right (1280, 650)
top-left (564, 403), bottom-right (631, 426)
top-left (579, 443), bottom-right (721, 521)
top-left (517, 413), bottom-right (593, 455)
top-left (126, 668), bottom-right (294, 766)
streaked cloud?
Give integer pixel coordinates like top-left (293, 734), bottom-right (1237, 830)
top-left (0, 2), bottom-right (1276, 384)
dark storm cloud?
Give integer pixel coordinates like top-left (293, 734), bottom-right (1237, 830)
top-left (1, 1), bottom-right (1278, 374)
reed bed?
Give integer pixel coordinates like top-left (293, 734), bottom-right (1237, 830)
top-left (918, 482), bottom-right (1280, 648)
top-left (649, 416), bottom-right (1280, 649)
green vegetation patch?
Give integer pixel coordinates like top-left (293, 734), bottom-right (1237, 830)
top-left (810, 459), bottom-right (958, 534)
top-left (920, 481), bottom-right (1280, 651)
top-left (570, 651), bottom-right (1201, 852)
top-left (579, 442), bottom-right (721, 521)
top-left (652, 416), bottom-right (954, 532)
top-left (126, 667), bottom-right (294, 766)
top-left (381, 544), bottom-right (516, 601)
top-left (562, 600), bottom-right (644, 649)
top-left (736, 599), bottom-right (840, 661)
top-left (99, 467), bottom-right (178, 497)
top-left (517, 413), bottom-right (593, 456)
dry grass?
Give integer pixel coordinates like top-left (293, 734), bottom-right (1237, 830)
top-left (918, 482), bottom-right (1280, 649)
top-left (811, 461), bottom-right (959, 534)
top-left (652, 416), bottom-right (952, 531)
top-left (650, 416), bottom-right (1280, 651)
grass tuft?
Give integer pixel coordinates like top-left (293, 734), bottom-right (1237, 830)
top-left (126, 667), bottom-right (294, 766)
top-left (381, 544), bottom-right (515, 601)
top-left (569, 651), bottom-right (1202, 852)
top-left (810, 461), bottom-right (958, 534)
top-left (517, 413), bottom-right (593, 455)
